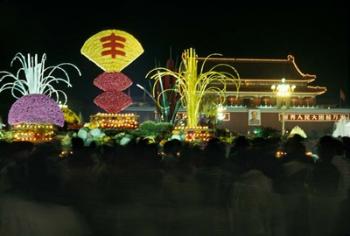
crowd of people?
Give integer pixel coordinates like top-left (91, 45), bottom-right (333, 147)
top-left (0, 134), bottom-right (350, 236)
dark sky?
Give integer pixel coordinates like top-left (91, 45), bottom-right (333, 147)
top-left (0, 3), bottom-right (348, 118)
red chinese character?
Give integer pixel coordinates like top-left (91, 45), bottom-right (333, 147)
top-left (100, 33), bottom-right (126, 58)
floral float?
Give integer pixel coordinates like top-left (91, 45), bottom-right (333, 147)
top-left (0, 53), bottom-right (81, 142)
top-left (81, 29), bottom-right (143, 130)
top-left (59, 104), bottom-right (83, 130)
top-left (147, 48), bottom-right (240, 141)
top-left (89, 113), bottom-right (138, 130)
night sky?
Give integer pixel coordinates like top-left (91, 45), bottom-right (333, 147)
top-left (0, 3), bottom-right (348, 119)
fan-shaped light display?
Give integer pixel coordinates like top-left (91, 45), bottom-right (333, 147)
top-left (81, 29), bottom-right (144, 72)
top-left (82, 29), bottom-right (144, 113)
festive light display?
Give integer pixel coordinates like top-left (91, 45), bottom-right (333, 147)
top-left (60, 104), bottom-right (81, 124)
top-left (90, 113), bottom-right (138, 130)
top-left (81, 29), bottom-right (144, 113)
top-left (94, 91), bottom-right (133, 113)
top-left (216, 104), bottom-right (227, 121)
top-left (271, 78), bottom-right (296, 98)
top-left (136, 56), bottom-right (180, 124)
top-left (93, 72), bottom-right (133, 112)
top-left (288, 125), bottom-right (307, 138)
top-left (0, 53), bottom-right (79, 142)
top-left (12, 124), bottom-right (55, 142)
top-left (81, 29), bottom-right (144, 72)
top-left (93, 72), bottom-right (133, 91)
top-left (147, 48), bottom-right (241, 128)
top-left (173, 126), bottom-right (213, 142)
top-left (8, 94), bottom-right (65, 127)
top-left (59, 104), bottom-right (82, 130)
top-left (0, 53), bottom-right (81, 104)
top-left (275, 150), bottom-right (287, 158)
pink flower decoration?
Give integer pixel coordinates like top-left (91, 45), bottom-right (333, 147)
top-left (8, 94), bottom-right (64, 127)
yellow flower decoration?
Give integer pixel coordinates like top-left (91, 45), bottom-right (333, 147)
top-left (81, 29), bottom-right (144, 72)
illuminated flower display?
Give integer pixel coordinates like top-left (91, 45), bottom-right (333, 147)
top-left (93, 72), bottom-right (133, 92)
top-left (8, 94), bottom-right (64, 127)
top-left (147, 48), bottom-right (241, 128)
top-left (12, 124), bottom-right (55, 142)
top-left (90, 113), bottom-right (138, 129)
top-left (136, 56), bottom-right (180, 124)
top-left (0, 53), bottom-right (81, 104)
top-left (93, 72), bottom-right (134, 113)
top-left (94, 91), bottom-right (133, 113)
top-left (81, 29), bottom-right (143, 113)
top-left (81, 29), bottom-right (144, 72)
top-left (0, 53), bottom-right (80, 142)
top-left (173, 125), bottom-right (213, 142)
top-left (60, 105), bottom-right (81, 124)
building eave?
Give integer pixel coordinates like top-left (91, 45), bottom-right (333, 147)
top-left (197, 55), bottom-right (317, 81)
top-left (221, 90), bottom-right (327, 97)
top-left (239, 78), bottom-right (315, 83)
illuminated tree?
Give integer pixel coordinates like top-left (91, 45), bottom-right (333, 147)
top-left (147, 48), bottom-right (240, 128)
top-left (0, 53), bottom-right (81, 104)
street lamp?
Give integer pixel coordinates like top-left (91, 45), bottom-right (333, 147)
top-left (271, 78), bottom-right (296, 136)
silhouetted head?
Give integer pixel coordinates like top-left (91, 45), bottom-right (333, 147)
top-left (204, 138), bottom-right (225, 166)
top-left (163, 139), bottom-right (182, 158)
top-left (318, 136), bottom-right (343, 162)
top-left (10, 141), bottom-right (34, 160)
top-left (233, 136), bottom-right (250, 150)
top-left (284, 137), bottom-right (306, 161)
top-left (71, 137), bottom-right (84, 150)
top-left (342, 137), bottom-right (350, 159)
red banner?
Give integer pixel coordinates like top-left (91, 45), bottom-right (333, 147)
top-left (279, 113), bottom-right (350, 122)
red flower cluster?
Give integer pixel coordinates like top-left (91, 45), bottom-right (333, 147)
top-left (93, 72), bottom-right (133, 113)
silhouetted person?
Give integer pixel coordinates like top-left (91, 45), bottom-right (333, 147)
top-left (281, 137), bottom-right (312, 236)
top-left (308, 136), bottom-right (341, 236)
top-left (0, 143), bottom-right (90, 236)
